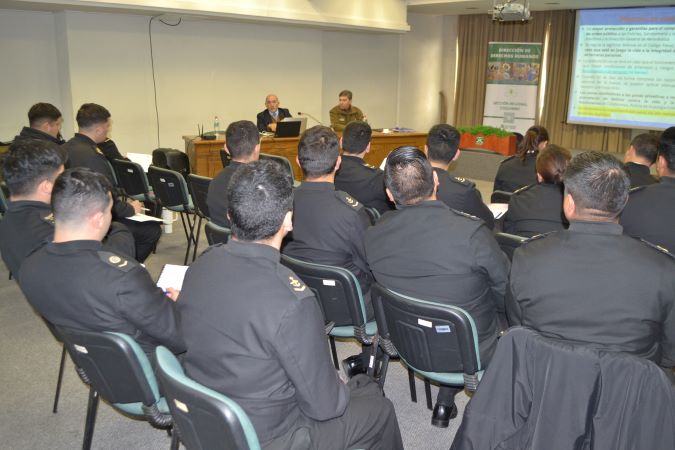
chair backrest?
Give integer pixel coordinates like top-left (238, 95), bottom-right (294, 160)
top-left (495, 232), bottom-right (528, 261)
top-left (187, 174), bottom-right (212, 219)
top-left (147, 166), bottom-right (191, 210)
top-left (371, 283), bottom-right (481, 377)
top-left (55, 326), bottom-right (160, 407)
top-left (259, 153), bottom-right (294, 184)
top-left (0, 184), bottom-right (8, 215)
top-left (219, 149), bottom-right (231, 169)
top-left (280, 254), bottom-right (367, 328)
top-left (152, 148), bottom-right (190, 177)
top-left (204, 221), bottom-right (231, 245)
top-left (155, 347), bottom-right (261, 450)
top-left (113, 159), bottom-right (152, 200)
top-left (363, 207), bottom-right (381, 225)
top-left (490, 190), bottom-right (512, 204)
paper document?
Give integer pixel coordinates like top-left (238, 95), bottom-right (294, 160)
top-left (126, 152), bottom-right (153, 172)
top-left (126, 213), bottom-right (164, 223)
top-left (157, 264), bottom-right (189, 291)
top-left (488, 203), bottom-right (508, 219)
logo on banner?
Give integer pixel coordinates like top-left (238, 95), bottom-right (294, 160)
top-left (475, 136), bottom-right (485, 145)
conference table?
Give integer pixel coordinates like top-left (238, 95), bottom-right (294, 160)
top-left (183, 131), bottom-right (428, 179)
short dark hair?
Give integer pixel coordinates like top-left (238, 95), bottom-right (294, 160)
top-left (76, 103), bottom-right (110, 129)
top-left (339, 90), bottom-right (353, 100)
top-left (426, 124), bottom-right (461, 164)
top-left (51, 168), bottom-right (112, 224)
top-left (28, 103), bottom-right (62, 127)
top-left (226, 120), bottom-right (259, 159)
top-left (2, 139), bottom-right (64, 197)
top-left (563, 151), bottom-right (629, 219)
top-left (630, 133), bottom-right (659, 164)
top-left (384, 146), bottom-right (434, 206)
top-left (519, 125), bottom-right (549, 160)
top-left (297, 126), bottom-right (339, 178)
top-left (657, 126), bottom-right (675, 172)
top-left (536, 144), bottom-right (571, 184)
top-left (227, 160), bottom-right (293, 242)
top-left (342, 121), bottom-right (371, 154)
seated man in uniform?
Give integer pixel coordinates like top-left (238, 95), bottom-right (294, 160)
top-left (0, 139), bottom-right (133, 276)
top-left (18, 168), bottom-right (185, 357)
top-left (256, 94), bottom-right (291, 133)
top-left (623, 133), bottom-right (659, 188)
top-left (329, 90), bottom-right (364, 132)
top-left (335, 120), bottom-right (393, 214)
top-left (206, 120), bottom-right (260, 227)
top-left (508, 152), bottom-right (675, 372)
top-left (621, 127), bottom-right (675, 252)
top-left (283, 126), bottom-right (373, 305)
top-left (13, 102), bottom-right (66, 146)
top-left (63, 103), bottom-right (161, 262)
top-left (365, 146), bottom-right (509, 427)
top-left (178, 160), bottom-right (403, 449)
top-left (425, 124), bottom-right (495, 229)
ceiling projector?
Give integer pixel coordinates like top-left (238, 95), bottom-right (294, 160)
top-left (491, 0), bottom-right (531, 22)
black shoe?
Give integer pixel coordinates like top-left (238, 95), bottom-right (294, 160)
top-left (431, 403), bottom-right (458, 428)
top-left (341, 354), bottom-right (367, 378)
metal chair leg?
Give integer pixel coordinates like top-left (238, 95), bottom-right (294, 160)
top-left (52, 345), bottom-right (67, 413)
top-left (424, 378), bottom-right (433, 410)
top-left (329, 336), bottom-right (339, 369)
top-left (408, 367), bottom-right (417, 403)
top-left (170, 426), bottom-right (180, 450)
top-left (191, 216), bottom-right (203, 262)
top-left (82, 387), bottom-right (99, 450)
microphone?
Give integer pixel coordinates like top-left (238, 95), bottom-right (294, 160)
top-left (298, 111), bottom-right (325, 127)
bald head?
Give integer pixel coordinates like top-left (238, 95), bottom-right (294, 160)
top-left (265, 94), bottom-right (280, 113)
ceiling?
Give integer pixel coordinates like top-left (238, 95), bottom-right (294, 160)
top-left (407, 0), bottom-right (675, 15)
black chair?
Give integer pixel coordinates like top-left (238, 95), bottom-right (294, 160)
top-left (495, 232), bottom-right (528, 261)
top-left (490, 190), bottom-right (512, 204)
top-left (155, 346), bottom-right (261, 450)
top-left (152, 148), bottom-right (190, 178)
top-left (280, 255), bottom-right (376, 369)
top-left (363, 207), bottom-right (381, 225)
top-left (0, 183), bottom-right (8, 216)
top-left (112, 159), bottom-right (159, 216)
top-left (371, 283), bottom-right (483, 413)
top-left (219, 149), bottom-right (231, 168)
top-left (186, 174), bottom-right (212, 221)
top-left (259, 153), bottom-right (297, 185)
top-left (204, 221), bottom-right (231, 245)
top-left (56, 326), bottom-right (172, 450)
top-left (148, 166), bottom-right (199, 264)
top-left (41, 319), bottom-right (68, 414)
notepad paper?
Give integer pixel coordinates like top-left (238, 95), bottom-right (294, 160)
top-left (127, 213), bottom-right (164, 223)
top-left (488, 203), bottom-right (508, 219)
top-left (157, 264), bottom-right (189, 291)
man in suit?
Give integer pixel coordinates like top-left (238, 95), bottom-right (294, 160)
top-left (623, 133), bottom-right (659, 188)
top-left (256, 94), bottom-right (291, 132)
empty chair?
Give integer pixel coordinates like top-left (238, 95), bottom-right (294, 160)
top-left (155, 346), bottom-right (261, 450)
top-left (204, 221), bottom-right (231, 245)
top-left (148, 166), bottom-right (199, 263)
top-left (280, 254), bottom-right (375, 369)
top-left (152, 148), bottom-right (190, 178)
top-left (187, 174), bottom-right (212, 221)
top-left (494, 232), bottom-right (528, 261)
top-left (112, 159), bottom-right (159, 216)
top-left (56, 326), bottom-right (172, 450)
top-left (259, 153), bottom-right (296, 185)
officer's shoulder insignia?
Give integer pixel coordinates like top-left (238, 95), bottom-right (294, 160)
top-left (513, 184), bottom-right (534, 195)
top-left (362, 161), bottom-right (377, 170)
top-left (450, 176), bottom-right (475, 187)
top-left (95, 147), bottom-right (105, 156)
top-left (628, 185), bottom-right (646, 194)
top-left (335, 190), bottom-right (363, 210)
top-left (522, 231), bottom-right (554, 244)
top-left (288, 275), bottom-right (308, 294)
top-left (41, 213), bottom-right (55, 225)
top-left (638, 238), bottom-right (675, 259)
top-left (500, 155), bottom-right (516, 164)
top-left (449, 208), bottom-right (480, 221)
top-left (98, 251), bottom-right (135, 272)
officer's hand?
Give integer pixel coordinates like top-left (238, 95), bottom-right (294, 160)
top-left (165, 287), bottom-right (180, 302)
top-left (129, 200), bottom-right (142, 214)
top-left (269, 122), bottom-right (277, 132)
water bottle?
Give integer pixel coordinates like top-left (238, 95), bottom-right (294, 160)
top-left (213, 116), bottom-right (220, 137)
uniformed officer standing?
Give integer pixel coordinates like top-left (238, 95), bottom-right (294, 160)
top-left (178, 160), bottom-right (403, 449)
top-left (366, 147), bottom-right (510, 428)
top-left (335, 121), bottom-right (393, 214)
top-left (502, 144), bottom-right (571, 237)
top-left (63, 103), bottom-right (161, 262)
top-left (493, 125), bottom-right (549, 193)
top-left (283, 125), bottom-right (373, 300)
top-left (507, 152), bottom-right (675, 370)
top-left (621, 127), bottom-right (675, 252)
top-left (206, 120), bottom-right (260, 227)
top-left (425, 124), bottom-right (495, 229)
top-left (0, 139), bottom-right (134, 276)
top-left (18, 168), bottom-right (184, 357)
top-left (329, 90), bottom-right (364, 131)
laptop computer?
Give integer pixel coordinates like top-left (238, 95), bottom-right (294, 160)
top-left (275, 117), bottom-right (308, 138)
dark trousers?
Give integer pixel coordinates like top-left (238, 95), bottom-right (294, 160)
top-left (265, 374), bottom-right (403, 450)
top-left (118, 218), bottom-right (162, 263)
top-left (437, 386), bottom-right (462, 406)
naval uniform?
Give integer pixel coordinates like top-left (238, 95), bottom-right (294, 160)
top-left (507, 221), bottom-right (675, 368)
top-left (433, 167), bottom-right (495, 229)
top-left (18, 240), bottom-right (185, 357)
top-left (329, 105), bottom-right (364, 132)
top-left (623, 162), bottom-right (658, 188)
top-left (502, 183), bottom-right (567, 237)
top-left (178, 241), bottom-right (403, 449)
top-left (620, 176), bottom-right (675, 253)
top-left (283, 182), bottom-right (373, 298)
top-left (335, 155), bottom-right (393, 214)
top-left (492, 152), bottom-right (538, 194)
top-left (0, 200), bottom-right (134, 276)
top-left (12, 127), bottom-right (68, 161)
top-left (63, 133), bottom-right (161, 262)
top-left (205, 161), bottom-right (244, 227)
